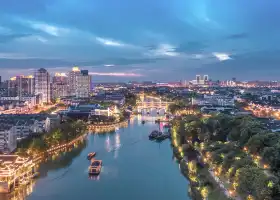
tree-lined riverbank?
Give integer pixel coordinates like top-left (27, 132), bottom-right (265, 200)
top-left (171, 114), bottom-right (280, 200)
top-left (16, 119), bottom-right (87, 158)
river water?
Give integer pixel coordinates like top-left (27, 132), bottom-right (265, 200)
top-left (6, 114), bottom-right (191, 200)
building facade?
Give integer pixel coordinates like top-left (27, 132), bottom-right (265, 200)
top-left (52, 73), bottom-right (69, 99)
top-left (34, 68), bottom-right (51, 103)
top-left (0, 127), bottom-right (17, 153)
top-left (76, 70), bottom-right (91, 98)
top-left (68, 67), bottom-right (81, 96)
top-left (8, 75), bottom-right (34, 98)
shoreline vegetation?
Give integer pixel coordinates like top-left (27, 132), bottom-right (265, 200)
top-left (171, 114), bottom-right (280, 200)
top-left (87, 120), bottom-right (129, 132)
top-left (16, 119), bottom-right (87, 159)
top-left (17, 118), bottom-right (130, 159)
top-left (16, 94), bottom-right (136, 158)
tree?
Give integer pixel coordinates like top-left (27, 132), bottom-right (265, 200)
top-left (30, 138), bottom-right (47, 154)
top-left (52, 129), bottom-right (63, 144)
top-left (235, 167), bottom-right (272, 199)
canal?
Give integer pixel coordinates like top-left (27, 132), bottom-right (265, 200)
top-left (6, 114), bottom-right (191, 200)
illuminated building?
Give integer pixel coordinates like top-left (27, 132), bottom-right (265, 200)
top-left (76, 70), bottom-right (91, 98)
top-left (34, 68), bottom-right (51, 103)
top-left (0, 125), bottom-right (17, 153)
top-left (0, 155), bottom-right (35, 193)
top-left (52, 73), bottom-right (69, 99)
top-left (68, 67), bottom-right (81, 96)
top-left (8, 75), bottom-right (34, 99)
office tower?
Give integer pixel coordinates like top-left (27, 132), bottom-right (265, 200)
top-left (8, 77), bottom-right (17, 97)
top-left (196, 75), bottom-right (201, 84)
top-left (8, 75), bottom-right (34, 98)
top-left (34, 68), bottom-right (51, 103)
top-left (203, 75), bottom-right (209, 82)
top-left (52, 73), bottom-right (69, 99)
top-left (68, 67), bottom-right (80, 96)
top-left (76, 70), bottom-right (91, 98)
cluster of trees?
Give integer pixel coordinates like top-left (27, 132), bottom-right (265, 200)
top-left (124, 93), bottom-right (137, 107)
top-left (173, 114), bottom-right (280, 200)
top-left (17, 120), bottom-right (86, 156)
top-left (168, 101), bottom-right (197, 115)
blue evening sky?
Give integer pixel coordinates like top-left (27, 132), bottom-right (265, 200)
top-left (0, 0), bottom-right (279, 81)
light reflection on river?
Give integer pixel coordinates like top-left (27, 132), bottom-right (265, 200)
top-left (5, 111), bottom-right (191, 200)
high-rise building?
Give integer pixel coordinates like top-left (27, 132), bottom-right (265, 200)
top-left (196, 75), bottom-right (201, 84)
top-left (34, 68), bottom-right (51, 103)
top-left (203, 75), bottom-right (209, 82)
top-left (52, 73), bottom-right (69, 99)
top-left (8, 75), bottom-right (34, 98)
top-left (76, 70), bottom-right (91, 98)
top-left (68, 67), bottom-right (81, 96)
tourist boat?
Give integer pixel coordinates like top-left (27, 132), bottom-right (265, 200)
top-left (88, 160), bottom-right (102, 175)
top-left (149, 130), bottom-right (162, 140)
top-left (87, 152), bottom-right (96, 160)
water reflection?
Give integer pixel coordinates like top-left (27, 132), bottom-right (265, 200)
top-left (39, 140), bottom-right (87, 178)
top-left (88, 175), bottom-right (100, 181)
top-left (114, 133), bottom-right (121, 159)
top-left (19, 116), bottom-right (190, 200)
top-left (1, 139), bottom-right (87, 200)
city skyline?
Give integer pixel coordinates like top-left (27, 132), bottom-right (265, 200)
top-left (1, 0), bottom-right (280, 81)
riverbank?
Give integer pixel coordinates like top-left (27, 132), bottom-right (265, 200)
top-left (171, 114), bottom-right (280, 200)
top-left (87, 120), bottom-right (129, 133)
top-left (33, 132), bottom-right (87, 163)
top-left (171, 138), bottom-right (231, 200)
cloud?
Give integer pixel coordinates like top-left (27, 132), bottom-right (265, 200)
top-left (95, 37), bottom-right (127, 47)
top-left (89, 72), bottom-right (142, 77)
top-left (148, 43), bottom-right (179, 57)
top-left (26, 21), bottom-right (69, 36)
top-left (0, 33), bottom-right (31, 43)
top-left (175, 41), bottom-right (208, 53)
top-left (35, 36), bottom-right (48, 43)
top-left (0, 53), bottom-right (37, 59)
top-left (212, 52), bottom-right (232, 61)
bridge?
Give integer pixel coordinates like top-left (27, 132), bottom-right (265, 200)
top-left (136, 93), bottom-right (173, 112)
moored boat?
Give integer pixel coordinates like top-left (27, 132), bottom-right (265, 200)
top-left (149, 130), bottom-right (162, 140)
top-left (141, 120), bottom-right (145, 124)
top-left (155, 132), bottom-right (171, 142)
